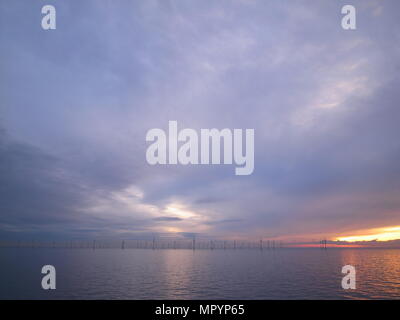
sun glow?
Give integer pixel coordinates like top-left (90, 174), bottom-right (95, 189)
top-left (336, 226), bottom-right (400, 242)
top-left (164, 204), bottom-right (198, 219)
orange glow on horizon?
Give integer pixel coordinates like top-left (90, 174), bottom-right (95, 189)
top-left (289, 243), bottom-right (364, 248)
top-left (335, 226), bottom-right (400, 242)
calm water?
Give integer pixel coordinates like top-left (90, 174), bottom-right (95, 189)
top-left (0, 248), bottom-right (399, 299)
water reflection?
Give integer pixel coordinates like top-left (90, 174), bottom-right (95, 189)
top-left (340, 249), bottom-right (400, 299)
top-left (0, 248), bottom-right (399, 299)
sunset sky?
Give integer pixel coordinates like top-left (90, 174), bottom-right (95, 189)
top-left (1, 0), bottom-right (400, 244)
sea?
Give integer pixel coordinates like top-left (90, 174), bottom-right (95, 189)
top-left (0, 248), bottom-right (399, 299)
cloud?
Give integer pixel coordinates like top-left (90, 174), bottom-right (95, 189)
top-left (153, 216), bottom-right (183, 222)
top-left (1, 1), bottom-right (400, 241)
top-left (0, 129), bottom-right (88, 236)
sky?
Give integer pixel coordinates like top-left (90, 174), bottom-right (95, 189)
top-left (1, 0), bottom-right (400, 243)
